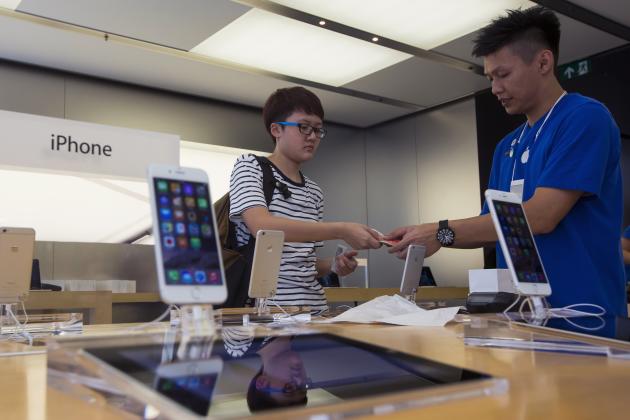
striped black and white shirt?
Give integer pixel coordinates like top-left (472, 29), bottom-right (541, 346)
top-left (229, 154), bottom-right (327, 312)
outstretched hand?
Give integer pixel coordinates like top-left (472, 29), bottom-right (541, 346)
top-left (341, 223), bottom-right (381, 250)
top-left (384, 223), bottom-right (441, 259)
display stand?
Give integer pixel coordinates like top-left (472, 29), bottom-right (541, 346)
top-left (174, 304), bottom-right (217, 360)
top-left (0, 302), bottom-right (34, 346)
top-left (255, 298), bottom-right (270, 316)
top-left (529, 296), bottom-right (548, 320)
top-left (0, 303), bottom-right (18, 335)
top-left (178, 304), bottom-right (216, 337)
top-left (403, 288), bottom-right (417, 304)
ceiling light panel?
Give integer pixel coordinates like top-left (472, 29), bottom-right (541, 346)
top-left (271, 0), bottom-right (535, 50)
top-left (191, 9), bottom-right (411, 87)
top-left (0, 0), bottom-right (21, 10)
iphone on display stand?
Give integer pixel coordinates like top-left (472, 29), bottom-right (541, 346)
top-left (0, 227), bottom-right (36, 304)
top-left (399, 244), bottom-right (426, 302)
top-left (485, 189), bottom-right (552, 299)
top-left (248, 230), bottom-right (284, 314)
top-left (147, 164), bottom-right (227, 305)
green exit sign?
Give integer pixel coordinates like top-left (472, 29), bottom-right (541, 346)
top-left (559, 59), bottom-right (591, 81)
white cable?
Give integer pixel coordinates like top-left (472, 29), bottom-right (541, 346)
top-left (511, 297), bottom-right (607, 332)
top-left (126, 304), bottom-right (178, 331)
top-left (267, 300), bottom-right (297, 323)
top-left (501, 293), bottom-right (522, 319)
top-left (4, 304), bottom-right (33, 345)
top-left (548, 303), bottom-right (606, 317)
top-left (560, 315), bottom-right (606, 331)
top-left (20, 300), bottom-right (29, 326)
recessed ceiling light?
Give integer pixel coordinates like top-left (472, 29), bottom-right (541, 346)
top-left (372, 37), bottom-right (379, 42)
top-left (318, 19), bottom-right (326, 26)
top-left (191, 9), bottom-right (410, 87)
top-left (271, 0), bottom-right (535, 49)
top-left (0, 0), bottom-right (22, 10)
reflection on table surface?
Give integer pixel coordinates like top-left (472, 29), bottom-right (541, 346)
top-left (82, 328), bottom-right (491, 418)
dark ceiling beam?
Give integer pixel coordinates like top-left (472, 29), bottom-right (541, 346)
top-left (533, 0), bottom-right (630, 42)
top-left (235, 0), bottom-right (484, 76)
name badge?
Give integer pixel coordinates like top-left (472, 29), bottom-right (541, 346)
top-left (510, 179), bottom-right (524, 200)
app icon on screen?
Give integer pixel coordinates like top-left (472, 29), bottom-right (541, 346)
top-left (187, 211), bottom-right (197, 222)
top-left (189, 223), bottom-right (200, 236)
top-left (180, 270), bottom-right (193, 284)
top-left (160, 208), bottom-right (172, 220)
top-left (163, 235), bottom-right (175, 249)
top-left (183, 183), bottom-right (194, 196)
top-left (170, 182), bottom-right (181, 194)
top-left (198, 198), bottom-right (209, 209)
top-left (175, 223), bottom-right (186, 235)
top-left (157, 181), bottom-right (168, 192)
top-left (185, 197), bottom-right (196, 208)
top-left (196, 185), bottom-right (206, 196)
top-left (194, 271), bottom-right (207, 284)
top-left (177, 237), bottom-right (188, 249)
top-left (190, 237), bottom-right (201, 249)
top-left (201, 224), bottom-right (213, 237)
top-left (161, 222), bottom-right (173, 234)
top-left (209, 271), bottom-right (219, 284)
top-left (174, 210), bottom-right (185, 221)
top-left (172, 196), bottom-right (183, 207)
top-left (167, 270), bottom-right (179, 283)
top-left (159, 195), bottom-right (169, 206)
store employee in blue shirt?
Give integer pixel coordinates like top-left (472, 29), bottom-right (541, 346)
top-left (385, 6), bottom-right (626, 316)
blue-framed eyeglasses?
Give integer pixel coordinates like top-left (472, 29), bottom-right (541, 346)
top-left (274, 122), bottom-right (327, 139)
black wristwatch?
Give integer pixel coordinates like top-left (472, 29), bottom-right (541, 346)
top-left (436, 220), bottom-right (455, 247)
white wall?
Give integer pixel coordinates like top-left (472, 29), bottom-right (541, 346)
top-left (415, 99), bottom-right (485, 286)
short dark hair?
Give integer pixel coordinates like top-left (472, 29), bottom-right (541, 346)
top-left (246, 368), bottom-right (308, 413)
top-left (472, 6), bottom-right (561, 65)
top-left (262, 87), bottom-right (324, 143)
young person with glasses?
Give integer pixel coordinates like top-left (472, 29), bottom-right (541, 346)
top-left (385, 6), bottom-right (626, 317)
top-left (229, 87), bottom-right (381, 312)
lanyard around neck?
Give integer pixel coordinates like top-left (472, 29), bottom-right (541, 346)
top-left (510, 91), bottom-right (567, 183)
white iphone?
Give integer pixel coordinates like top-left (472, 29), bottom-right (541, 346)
top-left (399, 244), bottom-right (426, 297)
top-left (248, 230), bottom-right (284, 299)
top-left (0, 227), bottom-right (36, 303)
top-left (148, 165), bottom-right (227, 305)
top-left (485, 189), bottom-right (552, 297)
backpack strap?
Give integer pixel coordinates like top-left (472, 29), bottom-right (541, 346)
top-left (254, 155), bottom-right (277, 207)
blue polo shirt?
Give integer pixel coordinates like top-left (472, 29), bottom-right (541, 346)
top-left (481, 93), bottom-right (626, 316)
top-left (623, 226), bottom-right (630, 282)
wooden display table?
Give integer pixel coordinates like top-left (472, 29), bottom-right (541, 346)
top-left (3, 318), bottom-right (630, 419)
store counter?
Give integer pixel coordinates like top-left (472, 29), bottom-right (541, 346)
top-left (2, 315), bottom-right (630, 419)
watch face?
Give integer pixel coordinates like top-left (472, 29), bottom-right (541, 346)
top-left (437, 228), bottom-right (455, 246)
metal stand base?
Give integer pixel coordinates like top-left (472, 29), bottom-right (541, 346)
top-left (255, 298), bottom-right (271, 316)
top-left (175, 304), bottom-right (217, 360)
top-left (404, 288), bottom-right (417, 304)
top-left (529, 296), bottom-right (547, 320)
top-left (0, 303), bottom-right (18, 335)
